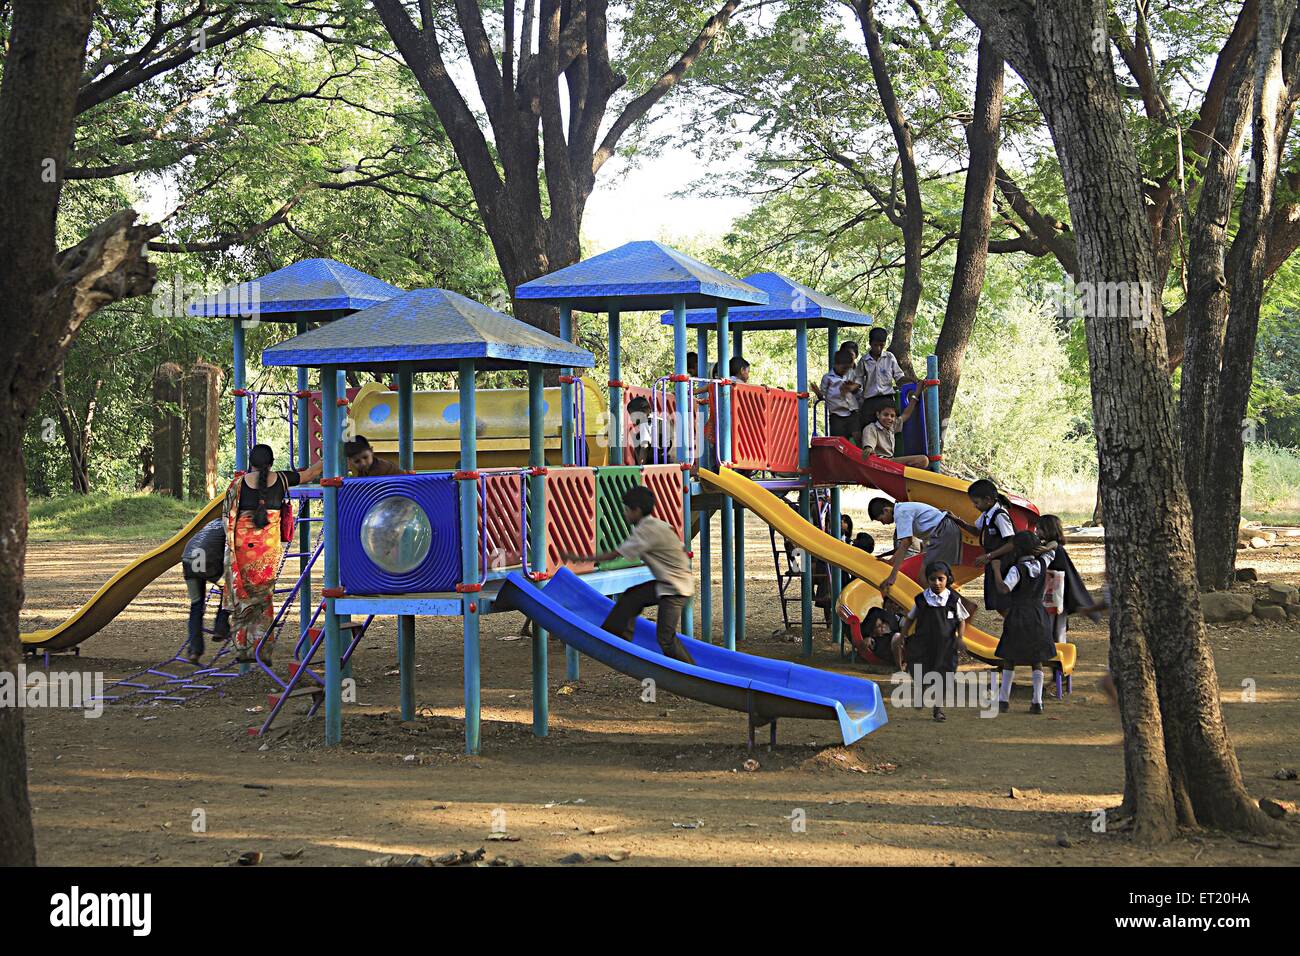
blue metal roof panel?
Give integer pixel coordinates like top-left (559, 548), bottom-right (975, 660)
top-left (659, 271), bottom-right (874, 329)
top-left (187, 258), bottom-right (402, 318)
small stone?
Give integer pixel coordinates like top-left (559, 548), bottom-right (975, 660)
top-left (1248, 536), bottom-right (1270, 549)
top-left (1254, 603), bottom-right (1288, 623)
top-left (1235, 567), bottom-right (1258, 582)
top-left (1267, 582), bottom-right (1300, 604)
top-left (1287, 605), bottom-right (1300, 620)
top-left (487, 832), bottom-right (520, 841)
top-left (237, 851), bottom-right (262, 866)
top-left (1272, 768), bottom-right (1298, 780)
top-left (588, 825), bottom-right (616, 834)
top-left (1008, 787), bottom-right (1023, 799)
top-left (1055, 834), bottom-right (1072, 848)
top-left (1200, 591), bottom-right (1256, 623)
top-left (558, 852), bottom-right (589, 864)
top-left (279, 847), bottom-right (306, 860)
top-left (1259, 797), bottom-right (1290, 819)
top-left (601, 849), bottom-right (631, 862)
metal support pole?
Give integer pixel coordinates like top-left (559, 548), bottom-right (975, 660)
top-left (608, 307), bottom-right (622, 463)
top-left (321, 366), bottom-right (342, 745)
top-left (673, 295), bottom-right (693, 638)
top-left (717, 306), bottom-right (734, 650)
top-left (296, 321), bottom-right (311, 655)
top-left (527, 363), bottom-right (549, 736)
top-left (926, 353), bottom-right (942, 473)
top-left (233, 320), bottom-right (248, 472)
top-left (797, 320), bottom-right (813, 656)
top-left (559, 304), bottom-right (579, 680)
top-left (397, 368), bottom-right (415, 720)
top-left (827, 322), bottom-right (842, 649)
top-left (459, 360), bottom-right (481, 754)
top-left (732, 327), bottom-right (745, 643)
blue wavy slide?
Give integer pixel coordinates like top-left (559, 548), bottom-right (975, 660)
top-left (499, 568), bottom-right (888, 746)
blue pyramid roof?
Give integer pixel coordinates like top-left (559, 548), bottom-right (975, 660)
top-left (187, 258), bottom-right (403, 321)
top-left (659, 272), bottom-right (873, 330)
top-left (262, 288), bottom-right (595, 372)
top-left (514, 240), bottom-right (768, 312)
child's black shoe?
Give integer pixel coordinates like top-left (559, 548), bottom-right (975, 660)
top-left (932, 707), bottom-right (946, 722)
top-left (998, 699), bottom-right (1009, 713)
top-left (1029, 702), bottom-right (1043, 714)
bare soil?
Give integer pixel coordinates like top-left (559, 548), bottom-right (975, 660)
top-left (17, 526), bottom-right (1300, 867)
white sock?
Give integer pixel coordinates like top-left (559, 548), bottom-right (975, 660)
top-left (1031, 669), bottom-right (1044, 704)
top-left (1000, 669), bottom-right (1014, 701)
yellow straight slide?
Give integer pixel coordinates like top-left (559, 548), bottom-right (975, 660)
top-left (21, 494), bottom-right (224, 652)
top-left (697, 468), bottom-right (1075, 674)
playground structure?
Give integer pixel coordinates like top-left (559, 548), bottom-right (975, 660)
top-left (21, 244), bottom-right (1079, 752)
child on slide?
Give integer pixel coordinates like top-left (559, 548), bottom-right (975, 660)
top-left (992, 531), bottom-right (1058, 714)
top-left (857, 605), bottom-right (906, 670)
top-left (563, 485), bottom-right (695, 665)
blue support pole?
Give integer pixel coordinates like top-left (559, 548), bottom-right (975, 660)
top-left (732, 327), bottom-right (745, 643)
top-left (827, 323), bottom-right (842, 650)
top-left (673, 296), bottom-right (693, 638)
top-left (527, 363), bottom-right (549, 736)
top-left (608, 307), bottom-right (622, 464)
top-left (717, 307), bottom-right (734, 651)
top-left (695, 327), bottom-right (711, 643)
top-left (459, 360), bottom-right (481, 754)
top-left (797, 320), bottom-right (813, 657)
top-left (320, 366), bottom-right (342, 745)
top-left (559, 305), bottom-right (579, 681)
top-left (335, 365), bottom-right (352, 680)
top-left (232, 320), bottom-right (248, 472)
top-left (296, 322), bottom-right (311, 657)
top-left (397, 369), bottom-right (415, 721)
top-left (926, 353), bottom-right (942, 473)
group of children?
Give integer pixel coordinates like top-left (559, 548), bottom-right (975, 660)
top-left (860, 479), bottom-right (1098, 721)
top-left (810, 327), bottom-right (930, 469)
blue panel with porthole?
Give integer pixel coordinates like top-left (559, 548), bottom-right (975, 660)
top-left (339, 473), bottom-right (460, 594)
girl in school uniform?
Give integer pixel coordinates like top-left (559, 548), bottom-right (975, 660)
top-left (903, 560), bottom-right (969, 722)
top-left (1035, 513), bottom-right (1099, 643)
top-left (991, 531), bottom-right (1057, 714)
top-left (951, 478), bottom-right (1016, 615)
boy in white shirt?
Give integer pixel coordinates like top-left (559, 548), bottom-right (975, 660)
top-left (856, 327), bottom-right (912, 429)
top-left (811, 349), bottom-right (861, 440)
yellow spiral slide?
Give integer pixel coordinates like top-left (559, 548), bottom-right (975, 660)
top-left (696, 468), bottom-right (1075, 673)
top-left (20, 494), bottom-right (224, 652)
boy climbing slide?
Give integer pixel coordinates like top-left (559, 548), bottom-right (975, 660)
top-left (563, 485), bottom-right (696, 665)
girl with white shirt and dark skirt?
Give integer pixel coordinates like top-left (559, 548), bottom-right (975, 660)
top-left (951, 478), bottom-right (1017, 615)
top-left (991, 531), bottom-right (1057, 714)
top-left (903, 560), bottom-right (969, 722)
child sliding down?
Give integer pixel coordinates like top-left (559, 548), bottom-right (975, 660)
top-left (992, 530), bottom-right (1058, 714)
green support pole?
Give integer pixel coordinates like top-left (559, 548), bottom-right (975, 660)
top-left (559, 304), bottom-right (579, 681)
top-left (732, 327), bottom-right (745, 643)
top-left (527, 363), bottom-right (549, 736)
top-left (673, 296), bottom-right (693, 638)
top-left (320, 366), bottom-right (342, 745)
top-left (397, 369), bottom-right (415, 720)
top-left (296, 321), bottom-right (311, 659)
top-left (459, 360), bottom-right (481, 754)
top-left (717, 305), bottom-right (734, 650)
top-left (797, 320), bottom-right (813, 656)
top-left (233, 320), bottom-right (248, 473)
top-left (827, 323), bottom-right (843, 651)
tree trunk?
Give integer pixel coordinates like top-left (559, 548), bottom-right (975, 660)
top-left (0, 0), bottom-right (161, 865)
top-left (935, 35), bottom-right (1003, 426)
top-left (1180, 35), bottom-right (1258, 589)
top-left (957, 0), bottom-right (1274, 840)
top-left (1198, 3), bottom-right (1300, 590)
top-left (855, 0), bottom-right (923, 376)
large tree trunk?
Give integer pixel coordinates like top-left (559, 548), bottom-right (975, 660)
top-left (957, 0), bottom-right (1274, 841)
top-left (0, 0), bottom-right (161, 866)
top-left (935, 35), bottom-right (1003, 426)
top-left (1198, 4), bottom-right (1300, 590)
top-left (1180, 35), bottom-right (1259, 589)
top-left (854, 0), bottom-right (923, 376)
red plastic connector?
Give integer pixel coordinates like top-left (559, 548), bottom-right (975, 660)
top-left (922, 378), bottom-right (941, 387)
top-left (452, 470), bottom-right (481, 481)
top-left (668, 373), bottom-right (691, 382)
top-left (468, 602), bottom-right (478, 613)
top-left (335, 398), bottom-right (349, 407)
top-left (928, 454), bottom-right (943, 462)
top-left (322, 587), bottom-right (345, 598)
top-left (455, 582), bottom-right (483, 594)
top-left (527, 466), bottom-right (548, 477)
top-left (231, 388), bottom-right (249, 397)
top-left (607, 379), bottom-right (626, 389)
top-left (526, 571), bottom-right (551, 582)
top-left (558, 374), bottom-right (577, 385)
top-left (294, 390), bottom-right (312, 399)
top-left (320, 476), bottom-right (344, 487)
top-left (679, 463), bottom-right (692, 472)
top-left (796, 391), bottom-right (811, 399)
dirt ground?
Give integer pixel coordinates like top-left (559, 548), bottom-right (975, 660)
top-left (17, 521), bottom-right (1300, 867)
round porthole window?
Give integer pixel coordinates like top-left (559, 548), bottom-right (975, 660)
top-left (359, 496), bottom-right (432, 574)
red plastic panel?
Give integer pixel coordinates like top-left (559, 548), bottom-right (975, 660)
top-left (478, 470), bottom-right (524, 574)
top-left (544, 466), bottom-right (597, 574)
top-left (730, 383), bottom-right (768, 470)
top-left (641, 464), bottom-right (685, 541)
top-left (766, 387), bottom-right (800, 474)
